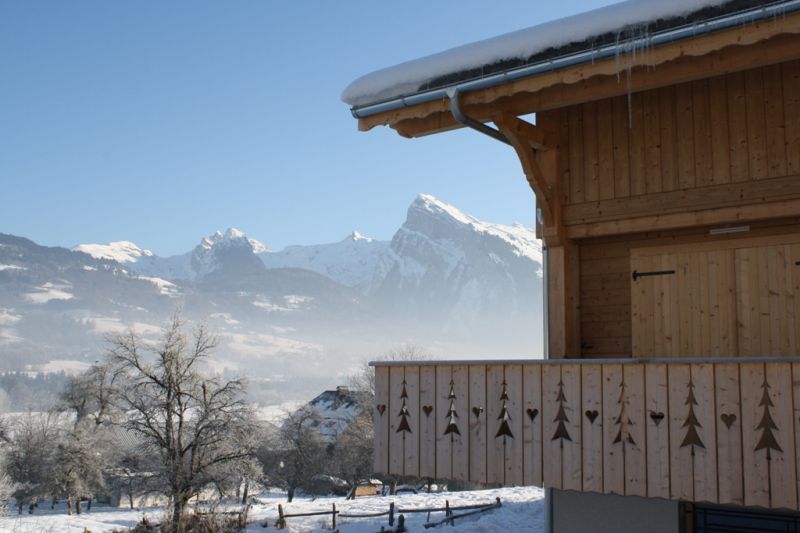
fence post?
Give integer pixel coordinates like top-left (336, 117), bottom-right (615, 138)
top-left (397, 514), bottom-right (405, 533)
top-left (446, 499), bottom-right (453, 526)
top-left (332, 503), bottom-right (337, 529)
top-left (277, 503), bottom-right (285, 529)
top-left (389, 502), bottom-right (395, 526)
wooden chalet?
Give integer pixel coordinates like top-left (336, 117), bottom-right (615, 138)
top-left (344, 1), bottom-right (800, 531)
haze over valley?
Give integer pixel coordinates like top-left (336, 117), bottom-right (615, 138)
top-left (0, 194), bottom-right (543, 405)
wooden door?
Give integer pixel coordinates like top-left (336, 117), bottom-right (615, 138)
top-left (735, 243), bottom-right (800, 356)
top-left (632, 236), bottom-right (800, 358)
top-left (632, 249), bottom-right (736, 357)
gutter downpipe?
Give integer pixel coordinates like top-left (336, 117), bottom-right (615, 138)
top-left (449, 87), bottom-right (553, 533)
top-left (350, 0), bottom-right (800, 119)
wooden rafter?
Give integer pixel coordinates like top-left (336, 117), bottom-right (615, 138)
top-left (493, 113), bottom-right (556, 228)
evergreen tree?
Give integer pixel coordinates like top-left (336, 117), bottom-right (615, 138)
top-left (495, 380), bottom-right (514, 439)
top-left (551, 380), bottom-right (572, 444)
top-left (680, 379), bottom-right (705, 452)
top-left (443, 379), bottom-right (460, 436)
top-left (754, 375), bottom-right (782, 459)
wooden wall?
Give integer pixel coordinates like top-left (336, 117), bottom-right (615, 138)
top-left (539, 60), bottom-right (800, 226)
top-left (375, 360), bottom-right (800, 510)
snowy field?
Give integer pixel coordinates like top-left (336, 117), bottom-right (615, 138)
top-left (0, 486), bottom-right (544, 533)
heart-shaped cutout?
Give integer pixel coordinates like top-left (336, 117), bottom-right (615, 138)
top-left (472, 406), bottom-right (483, 419)
top-left (720, 413), bottom-right (737, 428)
top-left (526, 408), bottom-right (539, 422)
top-left (376, 404), bottom-right (386, 416)
top-left (650, 411), bottom-right (665, 425)
top-left (422, 405), bottom-right (433, 417)
top-left (585, 410), bottom-right (599, 424)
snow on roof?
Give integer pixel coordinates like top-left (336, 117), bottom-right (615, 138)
top-left (342, 0), bottom-right (737, 107)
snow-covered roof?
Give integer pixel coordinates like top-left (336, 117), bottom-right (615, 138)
top-left (342, 0), bottom-right (769, 109)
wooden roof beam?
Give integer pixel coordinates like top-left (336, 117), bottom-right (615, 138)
top-left (494, 113), bottom-right (557, 230)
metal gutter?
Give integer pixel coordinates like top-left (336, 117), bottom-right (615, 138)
top-left (448, 88), bottom-right (510, 145)
top-left (350, 0), bottom-right (800, 119)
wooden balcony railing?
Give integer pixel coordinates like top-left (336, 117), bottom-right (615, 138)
top-left (373, 357), bottom-right (800, 510)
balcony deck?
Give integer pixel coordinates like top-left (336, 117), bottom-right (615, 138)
top-left (373, 357), bottom-right (800, 510)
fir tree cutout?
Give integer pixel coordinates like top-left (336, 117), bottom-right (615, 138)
top-left (680, 378), bottom-right (705, 453)
top-left (495, 380), bottom-right (514, 440)
top-left (551, 379), bottom-right (572, 446)
top-left (443, 379), bottom-right (461, 437)
top-left (396, 379), bottom-right (412, 434)
top-left (613, 376), bottom-right (636, 446)
top-left (754, 374), bottom-right (782, 459)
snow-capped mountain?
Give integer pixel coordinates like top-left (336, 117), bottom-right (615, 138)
top-left (370, 194), bottom-right (542, 336)
top-left (261, 231), bottom-right (389, 290)
top-left (2, 194), bottom-right (543, 402)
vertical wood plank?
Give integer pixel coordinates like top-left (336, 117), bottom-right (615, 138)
top-left (726, 71), bottom-right (750, 183)
top-left (691, 364), bottom-right (718, 503)
top-left (569, 105), bottom-right (585, 204)
top-left (435, 365), bottom-right (453, 480)
top-left (763, 63), bottom-right (787, 179)
top-left (389, 366), bottom-right (406, 476)
top-left (418, 365), bottom-right (437, 479)
top-left (643, 89), bottom-right (662, 194)
top-left (676, 82), bottom-right (696, 189)
top-left (486, 365), bottom-right (505, 485)
top-left (715, 363), bottom-right (744, 506)
top-left (558, 108), bottom-right (572, 205)
top-left (542, 364), bottom-right (564, 489)
top-left (582, 365), bottom-right (604, 493)
top-left (668, 364), bottom-right (694, 501)
top-left (468, 365), bottom-right (487, 485)
top-left (741, 362), bottom-right (770, 508)
top-left (645, 364), bottom-right (671, 499)
top-left (783, 60), bottom-right (800, 175)
top-left (612, 95), bottom-right (631, 198)
top-left (505, 365), bottom-right (524, 486)
top-left (692, 79), bottom-right (714, 188)
top-left (629, 92), bottom-right (646, 196)
top-left (745, 68), bottom-right (768, 180)
top-left (765, 362), bottom-right (797, 509)
top-left (451, 365), bottom-right (469, 481)
top-left (562, 364), bottom-right (582, 492)
top-left (659, 85), bottom-right (678, 192)
top-left (403, 365), bottom-right (420, 478)
top-left (792, 363), bottom-right (800, 510)
top-left (374, 366), bottom-right (390, 475)
top-left (597, 98), bottom-right (615, 200)
top-left (583, 101), bottom-right (600, 202)
top-left (624, 364), bottom-right (647, 497)
top-left (603, 364), bottom-right (624, 495)
top-left (523, 364), bottom-right (543, 487)
top-left (708, 75), bottom-right (731, 185)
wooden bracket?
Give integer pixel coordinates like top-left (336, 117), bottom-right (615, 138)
top-left (494, 113), bottom-right (557, 228)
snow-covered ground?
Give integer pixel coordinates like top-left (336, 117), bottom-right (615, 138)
top-left (0, 486), bottom-right (544, 533)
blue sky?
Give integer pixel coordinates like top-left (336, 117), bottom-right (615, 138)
top-left (1, 1), bottom-right (617, 256)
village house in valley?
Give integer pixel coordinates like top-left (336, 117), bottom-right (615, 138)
top-left (343, 1), bottom-right (800, 531)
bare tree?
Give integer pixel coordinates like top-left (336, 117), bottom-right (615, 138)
top-left (108, 314), bottom-right (256, 533)
top-left (257, 406), bottom-right (328, 502)
top-left (332, 413), bottom-right (374, 499)
top-left (59, 362), bottom-right (120, 428)
top-left (3, 412), bottom-right (60, 514)
top-left (47, 426), bottom-right (106, 515)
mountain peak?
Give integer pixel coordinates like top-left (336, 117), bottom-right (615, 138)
top-left (344, 230), bottom-right (373, 243)
top-left (73, 240), bottom-right (153, 263)
top-left (199, 228), bottom-right (268, 253)
top-left (411, 194), bottom-right (475, 226)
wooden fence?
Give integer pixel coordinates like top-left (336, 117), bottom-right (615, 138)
top-left (374, 357), bottom-right (800, 510)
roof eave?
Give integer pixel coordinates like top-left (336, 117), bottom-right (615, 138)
top-left (352, 1), bottom-right (800, 137)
